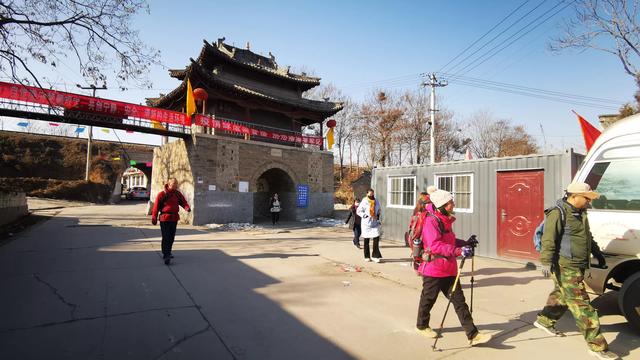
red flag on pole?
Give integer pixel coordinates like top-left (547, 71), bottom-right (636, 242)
top-left (573, 110), bottom-right (601, 151)
top-left (464, 148), bottom-right (473, 160)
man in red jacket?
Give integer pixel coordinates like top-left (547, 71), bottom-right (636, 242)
top-left (152, 178), bottom-right (191, 265)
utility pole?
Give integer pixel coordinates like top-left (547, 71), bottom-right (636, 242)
top-left (422, 73), bottom-right (447, 164)
top-left (76, 83), bottom-right (107, 181)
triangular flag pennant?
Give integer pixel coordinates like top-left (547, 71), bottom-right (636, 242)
top-left (112, 157), bottom-right (121, 161)
top-left (573, 111), bottom-right (601, 151)
top-left (75, 127), bottom-right (85, 133)
top-left (49, 122), bottom-right (59, 127)
top-left (17, 122), bottom-right (29, 127)
top-left (126, 130), bottom-right (134, 133)
top-left (152, 121), bottom-right (166, 130)
top-left (186, 79), bottom-right (196, 117)
top-left (465, 148), bottom-right (473, 160)
top-left (101, 128), bottom-right (110, 134)
top-left (130, 160), bottom-right (137, 166)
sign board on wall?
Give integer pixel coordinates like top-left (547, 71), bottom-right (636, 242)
top-left (297, 184), bottom-right (309, 208)
top-left (239, 181), bottom-right (249, 193)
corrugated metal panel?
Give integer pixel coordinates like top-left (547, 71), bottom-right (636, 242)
top-left (374, 151), bottom-right (583, 260)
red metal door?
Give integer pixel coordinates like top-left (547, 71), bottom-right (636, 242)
top-left (497, 170), bottom-right (544, 260)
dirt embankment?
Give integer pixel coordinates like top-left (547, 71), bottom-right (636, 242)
top-left (0, 131), bottom-right (152, 203)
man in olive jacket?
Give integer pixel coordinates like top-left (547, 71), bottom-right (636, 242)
top-left (534, 182), bottom-right (618, 360)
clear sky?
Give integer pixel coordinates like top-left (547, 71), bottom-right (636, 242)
top-left (2, 0), bottom-right (636, 153)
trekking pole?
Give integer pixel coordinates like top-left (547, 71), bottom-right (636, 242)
top-left (432, 256), bottom-right (466, 352)
top-left (468, 235), bottom-right (477, 314)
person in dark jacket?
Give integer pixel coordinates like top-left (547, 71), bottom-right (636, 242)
top-left (152, 178), bottom-right (191, 265)
top-left (535, 182), bottom-right (617, 360)
top-left (269, 193), bottom-right (281, 226)
top-left (345, 199), bottom-right (362, 249)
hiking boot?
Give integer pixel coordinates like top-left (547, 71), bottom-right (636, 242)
top-left (534, 320), bottom-right (565, 337)
top-left (469, 332), bottom-right (492, 346)
top-left (372, 257), bottom-right (381, 263)
top-left (164, 256), bottom-right (171, 265)
top-left (588, 350), bottom-right (619, 360)
top-left (416, 327), bottom-right (438, 338)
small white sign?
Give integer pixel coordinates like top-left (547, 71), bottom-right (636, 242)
top-left (270, 149), bottom-right (282, 157)
top-left (239, 181), bottom-right (249, 193)
top-left (208, 185), bottom-right (216, 191)
top-left (197, 176), bottom-right (203, 184)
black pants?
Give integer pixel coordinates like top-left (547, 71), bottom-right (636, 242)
top-left (160, 221), bottom-right (178, 258)
top-left (271, 211), bottom-right (280, 225)
top-left (416, 276), bottom-right (477, 339)
top-left (352, 224), bottom-right (362, 245)
top-left (363, 237), bottom-right (382, 259)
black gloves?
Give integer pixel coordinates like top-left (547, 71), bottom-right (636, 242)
top-left (466, 235), bottom-right (479, 247)
top-left (591, 244), bottom-right (607, 269)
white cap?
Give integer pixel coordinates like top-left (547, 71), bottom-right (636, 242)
top-left (430, 190), bottom-right (453, 208)
top-left (426, 185), bottom-right (438, 195)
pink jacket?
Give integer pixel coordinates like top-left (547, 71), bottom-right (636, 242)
top-left (417, 211), bottom-right (464, 277)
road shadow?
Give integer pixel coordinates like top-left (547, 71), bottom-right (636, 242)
top-left (0, 214), bottom-right (356, 359)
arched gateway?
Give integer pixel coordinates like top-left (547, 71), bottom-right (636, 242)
top-left (253, 166), bottom-right (296, 222)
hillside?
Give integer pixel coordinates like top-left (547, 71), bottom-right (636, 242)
top-left (0, 131), bottom-right (155, 202)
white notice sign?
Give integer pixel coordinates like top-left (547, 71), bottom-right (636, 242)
top-left (239, 181), bottom-right (249, 193)
top-left (208, 185), bottom-right (216, 191)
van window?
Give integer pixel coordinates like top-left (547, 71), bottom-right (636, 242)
top-left (585, 159), bottom-right (640, 211)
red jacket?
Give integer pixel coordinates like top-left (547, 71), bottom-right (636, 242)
top-left (152, 185), bottom-right (190, 223)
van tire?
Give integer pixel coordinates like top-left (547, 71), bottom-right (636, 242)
top-left (618, 271), bottom-right (640, 334)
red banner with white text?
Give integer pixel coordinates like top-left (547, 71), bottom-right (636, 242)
top-left (194, 114), bottom-right (323, 146)
top-left (0, 81), bottom-right (189, 125)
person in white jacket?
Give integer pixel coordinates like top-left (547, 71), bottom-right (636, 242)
top-left (356, 188), bottom-right (383, 262)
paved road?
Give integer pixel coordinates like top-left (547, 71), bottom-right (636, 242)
top-left (0, 200), bottom-right (637, 359)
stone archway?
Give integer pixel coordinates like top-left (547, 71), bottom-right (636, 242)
top-left (252, 165), bottom-right (297, 223)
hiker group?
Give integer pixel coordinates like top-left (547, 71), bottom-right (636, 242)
top-left (346, 182), bottom-right (618, 359)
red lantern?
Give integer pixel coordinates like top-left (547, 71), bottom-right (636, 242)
top-left (326, 119), bottom-right (337, 128)
top-left (193, 88), bottom-right (208, 101)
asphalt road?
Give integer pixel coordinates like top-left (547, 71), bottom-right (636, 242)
top-left (0, 200), bottom-right (637, 359)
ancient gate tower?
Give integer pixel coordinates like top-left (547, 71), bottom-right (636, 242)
top-left (148, 38), bottom-right (342, 224)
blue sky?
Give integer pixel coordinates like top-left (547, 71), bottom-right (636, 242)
top-left (2, 0), bottom-right (636, 152)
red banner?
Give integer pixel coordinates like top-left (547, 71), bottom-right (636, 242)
top-left (194, 114), bottom-right (323, 146)
top-left (0, 81), bottom-right (189, 126)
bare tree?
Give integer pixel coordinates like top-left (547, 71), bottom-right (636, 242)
top-left (0, 0), bottom-right (160, 89)
top-left (465, 111), bottom-right (537, 158)
top-left (361, 91), bottom-right (404, 167)
top-left (550, 0), bottom-right (640, 79)
top-left (401, 89), bottom-right (430, 164)
top-left (434, 108), bottom-right (468, 162)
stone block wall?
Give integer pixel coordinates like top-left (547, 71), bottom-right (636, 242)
top-left (0, 191), bottom-right (28, 226)
top-left (151, 134), bottom-right (334, 225)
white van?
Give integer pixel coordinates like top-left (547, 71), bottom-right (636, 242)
top-left (574, 115), bottom-right (640, 332)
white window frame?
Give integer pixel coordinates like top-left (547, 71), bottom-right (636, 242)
top-left (387, 175), bottom-right (416, 209)
top-left (434, 173), bottom-right (474, 213)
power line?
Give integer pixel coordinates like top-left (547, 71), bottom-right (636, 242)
top-left (448, 0), bottom-right (574, 80)
top-left (445, 0), bottom-right (549, 76)
top-left (437, 0), bottom-right (533, 74)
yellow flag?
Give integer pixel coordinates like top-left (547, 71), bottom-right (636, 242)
top-left (326, 127), bottom-right (334, 149)
top-left (186, 79), bottom-right (196, 116)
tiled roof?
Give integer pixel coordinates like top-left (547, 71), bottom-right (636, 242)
top-left (151, 61), bottom-right (343, 121)
top-left (168, 40), bottom-right (321, 91)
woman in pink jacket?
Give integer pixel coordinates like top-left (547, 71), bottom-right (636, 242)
top-left (415, 190), bottom-right (491, 346)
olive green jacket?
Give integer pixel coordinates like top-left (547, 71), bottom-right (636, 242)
top-left (539, 200), bottom-right (599, 270)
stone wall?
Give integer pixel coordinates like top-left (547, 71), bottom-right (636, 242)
top-left (0, 191), bottom-right (28, 226)
top-left (151, 134), bottom-right (334, 225)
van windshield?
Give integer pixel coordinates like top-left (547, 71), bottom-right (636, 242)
top-left (585, 159), bottom-right (640, 211)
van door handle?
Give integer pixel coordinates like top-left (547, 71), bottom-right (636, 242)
top-left (501, 209), bottom-right (507, 221)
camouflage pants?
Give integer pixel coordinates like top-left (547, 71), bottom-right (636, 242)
top-left (536, 266), bottom-right (608, 352)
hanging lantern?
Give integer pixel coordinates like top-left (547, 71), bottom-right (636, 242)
top-left (326, 119), bottom-right (337, 128)
top-left (193, 88), bottom-right (208, 102)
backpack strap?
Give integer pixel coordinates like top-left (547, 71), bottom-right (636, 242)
top-left (426, 212), bottom-right (448, 235)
